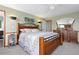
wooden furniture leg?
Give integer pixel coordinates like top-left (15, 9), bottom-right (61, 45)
top-left (39, 37), bottom-right (45, 55)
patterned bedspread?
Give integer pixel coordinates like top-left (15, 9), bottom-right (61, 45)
top-left (19, 32), bottom-right (59, 55)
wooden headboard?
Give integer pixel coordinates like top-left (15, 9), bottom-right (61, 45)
top-left (18, 24), bottom-right (38, 29)
top-left (17, 24), bottom-right (38, 44)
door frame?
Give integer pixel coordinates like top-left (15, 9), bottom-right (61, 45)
top-left (4, 10), bottom-right (6, 47)
top-left (0, 10), bottom-right (6, 47)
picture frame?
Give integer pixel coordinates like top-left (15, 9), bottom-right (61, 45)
top-left (24, 17), bottom-right (34, 24)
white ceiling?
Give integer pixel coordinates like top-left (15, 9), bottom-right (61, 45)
top-left (1, 4), bottom-right (79, 18)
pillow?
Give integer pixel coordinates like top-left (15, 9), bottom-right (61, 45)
top-left (20, 29), bottom-right (32, 33)
top-left (24, 29), bottom-right (32, 32)
top-left (20, 29), bottom-right (25, 32)
top-left (31, 29), bottom-right (39, 32)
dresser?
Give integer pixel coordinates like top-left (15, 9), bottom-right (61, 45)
top-left (55, 24), bottom-right (78, 43)
top-left (64, 29), bottom-right (77, 43)
top-left (78, 32), bottom-right (79, 43)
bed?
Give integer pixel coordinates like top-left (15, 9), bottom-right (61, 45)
top-left (17, 24), bottom-right (63, 55)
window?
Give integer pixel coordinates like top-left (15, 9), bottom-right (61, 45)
top-left (58, 24), bottom-right (64, 28)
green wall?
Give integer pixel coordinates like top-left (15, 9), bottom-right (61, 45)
top-left (48, 12), bottom-right (79, 31)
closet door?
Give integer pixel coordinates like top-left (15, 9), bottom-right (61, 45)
top-left (46, 20), bottom-right (52, 31)
top-left (41, 20), bottom-right (47, 31)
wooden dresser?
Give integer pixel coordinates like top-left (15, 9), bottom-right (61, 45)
top-left (54, 24), bottom-right (78, 43)
top-left (63, 28), bottom-right (77, 43)
top-left (54, 28), bottom-right (78, 43)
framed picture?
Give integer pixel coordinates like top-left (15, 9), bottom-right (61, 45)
top-left (24, 17), bottom-right (34, 24)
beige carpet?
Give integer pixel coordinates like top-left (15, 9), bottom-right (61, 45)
top-left (51, 42), bottom-right (79, 55)
top-left (0, 42), bottom-right (79, 55)
top-left (0, 40), bottom-right (3, 47)
top-left (0, 45), bottom-right (28, 55)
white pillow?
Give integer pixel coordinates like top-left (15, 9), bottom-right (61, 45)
top-left (31, 29), bottom-right (39, 32)
top-left (24, 29), bottom-right (32, 32)
top-left (20, 29), bottom-right (32, 32)
top-left (20, 29), bottom-right (25, 32)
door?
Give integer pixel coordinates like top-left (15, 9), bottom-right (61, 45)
top-left (46, 20), bottom-right (52, 31)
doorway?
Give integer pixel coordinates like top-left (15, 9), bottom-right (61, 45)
top-left (0, 10), bottom-right (5, 47)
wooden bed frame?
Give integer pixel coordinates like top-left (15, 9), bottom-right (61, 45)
top-left (17, 24), bottom-right (64, 55)
top-left (39, 32), bottom-right (64, 55)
